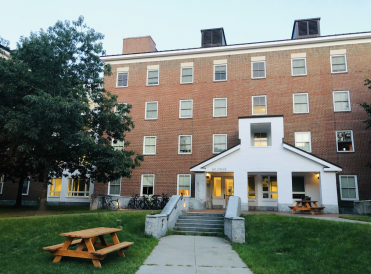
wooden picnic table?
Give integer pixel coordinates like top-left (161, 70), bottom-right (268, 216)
top-left (43, 227), bottom-right (134, 268)
top-left (288, 200), bottom-right (325, 215)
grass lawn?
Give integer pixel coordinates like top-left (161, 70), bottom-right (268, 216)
top-left (339, 214), bottom-right (371, 223)
top-left (232, 214), bottom-right (371, 274)
top-left (0, 211), bottom-right (158, 273)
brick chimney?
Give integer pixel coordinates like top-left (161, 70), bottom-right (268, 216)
top-left (122, 36), bottom-right (156, 54)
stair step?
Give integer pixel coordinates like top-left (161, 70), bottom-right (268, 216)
top-left (176, 220), bottom-right (224, 224)
top-left (173, 227), bottom-right (223, 232)
top-left (175, 223), bottom-right (223, 228)
top-left (182, 213), bottom-right (224, 217)
top-left (172, 231), bottom-right (223, 236)
top-left (178, 216), bottom-right (224, 220)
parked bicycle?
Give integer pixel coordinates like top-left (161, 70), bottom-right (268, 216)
top-left (128, 194), bottom-right (141, 209)
top-left (101, 195), bottom-right (119, 210)
top-left (161, 193), bottom-right (169, 209)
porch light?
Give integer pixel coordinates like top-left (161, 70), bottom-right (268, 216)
top-left (206, 173), bottom-right (210, 179)
top-left (317, 173), bottom-right (320, 179)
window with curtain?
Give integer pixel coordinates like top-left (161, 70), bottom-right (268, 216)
top-left (142, 175), bottom-right (154, 195)
top-left (49, 178), bottom-right (62, 196)
top-left (143, 136), bottom-right (156, 154)
top-left (178, 174), bottom-right (191, 196)
top-left (213, 98), bottom-right (227, 117)
top-left (180, 100), bottom-right (193, 118)
top-left (292, 58), bottom-right (307, 75)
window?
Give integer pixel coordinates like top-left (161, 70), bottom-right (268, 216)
top-left (252, 61), bottom-right (266, 79)
top-left (336, 130), bottom-right (354, 152)
top-left (254, 133), bottom-right (268, 147)
top-left (114, 103), bottom-right (127, 116)
top-left (22, 179), bottom-right (30, 196)
top-left (145, 101), bottom-right (158, 119)
top-left (179, 100), bottom-right (193, 118)
top-left (117, 72), bottom-right (128, 87)
top-left (214, 64), bottom-right (227, 81)
top-left (112, 139), bottom-right (124, 151)
top-left (179, 135), bottom-right (192, 154)
top-left (252, 95), bottom-right (267, 115)
top-left (262, 176), bottom-right (278, 199)
top-left (339, 175), bottom-right (358, 200)
top-left (177, 174), bottom-right (191, 196)
top-left (248, 177), bottom-right (255, 199)
top-left (213, 98), bottom-right (227, 117)
top-left (49, 178), bottom-right (62, 197)
top-left (143, 136), bottom-right (156, 155)
top-left (213, 134), bottom-right (227, 153)
top-left (147, 70), bottom-right (159, 85)
top-left (331, 55), bottom-right (347, 73)
top-left (292, 176), bottom-right (305, 199)
top-left (0, 175), bottom-right (4, 194)
top-left (333, 91), bottom-right (351, 112)
top-left (295, 132), bottom-right (311, 152)
top-left (291, 58), bottom-right (307, 76)
top-left (181, 67), bottom-right (193, 84)
top-left (67, 178), bottom-right (90, 197)
top-left (109, 178), bottom-right (121, 196)
top-left (141, 175), bottom-right (154, 195)
top-left (293, 93), bottom-right (309, 113)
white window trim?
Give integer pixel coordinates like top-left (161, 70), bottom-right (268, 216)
top-left (141, 174), bottom-right (155, 196)
top-left (116, 72), bottom-right (129, 88)
top-left (213, 134), bottom-right (227, 154)
top-left (333, 90), bottom-right (351, 112)
top-left (22, 179), bottom-right (30, 196)
top-left (179, 99), bottom-right (193, 119)
top-left (252, 95), bottom-right (267, 115)
top-left (145, 101), bottom-right (158, 120)
top-left (213, 98), bottom-right (227, 117)
top-left (251, 61), bottom-right (266, 79)
top-left (178, 135), bottom-right (192, 154)
top-left (336, 130), bottom-right (354, 153)
top-left (114, 103), bottom-right (127, 115)
top-left (292, 176), bottom-right (306, 198)
top-left (66, 178), bottom-right (90, 198)
top-left (339, 175), bottom-right (359, 201)
top-left (112, 138), bottom-right (125, 151)
top-left (0, 175), bottom-right (4, 194)
top-left (293, 93), bottom-right (309, 114)
top-left (180, 67), bottom-right (194, 84)
top-left (48, 178), bottom-right (62, 197)
top-left (147, 69), bottom-right (159, 86)
top-left (262, 176), bottom-right (278, 200)
top-left (213, 64), bottom-right (227, 82)
top-left (291, 58), bottom-right (307, 76)
top-left (177, 174), bottom-right (191, 197)
top-left (294, 132), bottom-right (312, 153)
top-left (330, 54), bottom-right (348, 74)
top-left (108, 177), bottom-right (121, 196)
top-left (143, 136), bottom-right (157, 155)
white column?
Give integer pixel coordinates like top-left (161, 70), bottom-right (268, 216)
top-left (234, 171), bottom-right (248, 211)
top-left (319, 170), bottom-right (339, 213)
top-left (277, 170), bottom-right (293, 212)
top-left (195, 172), bottom-right (206, 210)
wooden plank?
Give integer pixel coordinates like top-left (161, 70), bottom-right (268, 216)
top-left (98, 235), bottom-right (108, 247)
top-left (60, 227), bottom-right (121, 239)
top-left (91, 242), bottom-right (134, 256)
top-left (84, 238), bottom-right (101, 268)
top-left (110, 232), bottom-right (125, 257)
top-left (43, 239), bottom-right (82, 251)
top-left (50, 250), bottom-right (105, 260)
top-left (53, 237), bottom-right (73, 263)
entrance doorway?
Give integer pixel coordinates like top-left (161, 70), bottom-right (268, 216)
top-left (211, 176), bottom-right (234, 208)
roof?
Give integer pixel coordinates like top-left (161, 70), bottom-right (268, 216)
top-left (291, 17), bottom-right (321, 39)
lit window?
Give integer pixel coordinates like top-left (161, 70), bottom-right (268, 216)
top-left (49, 178), bottom-right (62, 196)
top-left (179, 100), bottom-right (193, 118)
top-left (336, 130), bottom-right (354, 152)
top-left (181, 67), bottom-right (193, 84)
top-left (22, 179), bottom-right (30, 196)
top-left (145, 101), bottom-right (158, 119)
top-left (109, 178), bottom-right (121, 196)
top-left (339, 175), bottom-right (358, 200)
top-left (143, 136), bottom-right (156, 155)
top-left (179, 135), bottom-right (192, 154)
top-left (292, 58), bottom-right (307, 76)
top-left (248, 177), bottom-right (255, 199)
top-left (214, 177), bottom-right (222, 196)
top-left (112, 139), bottom-right (124, 151)
top-left (141, 175), bottom-right (154, 195)
top-left (252, 95), bottom-right (267, 115)
top-left (331, 55), bottom-right (347, 73)
top-left (295, 132), bottom-right (311, 152)
top-left (117, 72), bottom-right (128, 87)
top-left (177, 174), bottom-right (191, 196)
top-left (252, 61), bottom-right (266, 78)
top-left (262, 176), bottom-right (278, 199)
top-left (213, 134), bottom-right (227, 153)
top-left (214, 64), bottom-right (227, 81)
top-left (254, 133), bottom-right (268, 147)
top-left (292, 176), bottom-right (305, 199)
top-left (293, 93), bottom-right (309, 113)
top-left (0, 175), bottom-right (4, 194)
top-left (67, 178), bottom-right (90, 197)
top-left (147, 70), bottom-right (159, 85)
top-left (213, 98), bottom-right (227, 117)
top-left (333, 91), bottom-right (350, 112)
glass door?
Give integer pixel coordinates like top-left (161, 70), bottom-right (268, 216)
top-left (212, 177), bottom-right (224, 208)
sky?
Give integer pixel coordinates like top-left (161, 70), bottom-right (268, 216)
top-left (1, 0), bottom-right (371, 56)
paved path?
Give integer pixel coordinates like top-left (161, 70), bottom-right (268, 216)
top-left (136, 235), bottom-right (252, 274)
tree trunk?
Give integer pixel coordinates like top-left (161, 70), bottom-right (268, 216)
top-left (38, 168), bottom-right (49, 211)
top-left (14, 175), bottom-right (26, 208)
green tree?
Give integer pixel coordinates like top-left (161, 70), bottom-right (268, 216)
top-left (0, 17), bottom-right (143, 209)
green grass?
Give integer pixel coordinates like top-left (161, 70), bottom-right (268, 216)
top-left (339, 214), bottom-right (371, 223)
top-left (232, 214), bottom-right (371, 274)
top-left (0, 211), bottom-right (158, 273)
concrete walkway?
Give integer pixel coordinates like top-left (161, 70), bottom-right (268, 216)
top-left (136, 235), bottom-right (252, 274)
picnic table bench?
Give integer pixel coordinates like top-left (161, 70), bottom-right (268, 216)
top-left (43, 227), bottom-right (133, 268)
top-left (289, 200), bottom-right (325, 215)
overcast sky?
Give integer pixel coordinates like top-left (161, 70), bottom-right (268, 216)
top-left (1, 0), bottom-right (371, 55)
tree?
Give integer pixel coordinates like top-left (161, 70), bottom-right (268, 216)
top-left (360, 77), bottom-right (371, 167)
top-left (0, 17), bottom-right (143, 209)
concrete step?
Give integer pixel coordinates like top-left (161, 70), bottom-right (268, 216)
top-left (176, 219), bottom-right (224, 224)
top-left (173, 213), bottom-right (224, 237)
top-left (173, 227), bottom-right (223, 232)
top-left (175, 223), bottom-right (223, 228)
top-left (172, 231), bottom-right (224, 236)
top-left (178, 215), bottom-right (224, 221)
top-left (181, 213), bottom-right (224, 217)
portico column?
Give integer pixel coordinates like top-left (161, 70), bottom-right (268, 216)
top-left (319, 170), bottom-right (339, 213)
top-left (194, 172), bottom-right (206, 210)
top-left (234, 171), bottom-right (248, 211)
top-left (277, 170), bottom-right (293, 212)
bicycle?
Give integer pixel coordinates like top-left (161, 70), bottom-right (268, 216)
top-left (101, 196), bottom-right (119, 210)
top-left (161, 193), bottom-right (169, 209)
top-left (128, 194), bottom-right (141, 209)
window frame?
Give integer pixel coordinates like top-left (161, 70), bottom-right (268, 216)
top-left (66, 178), bottom-right (90, 198)
top-left (333, 91), bottom-right (351, 112)
top-left (114, 103), bottom-right (127, 116)
top-left (179, 99), bottom-right (193, 119)
top-left (295, 132), bottom-right (312, 153)
top-left (252, 95), bottom-right (267, 115)
top-left (108, 177), bottom-right (121, 196)
top-left (336, 130), bottom-right (354, 153)
top-left (0, 175), bottom-right (4, 194)
top-left (48, 178), bottom-right (62, 197)
top-left (248, 176), bottom-right (256, 199)
top-left (213, 98), bottom-right (227, 117)
top-left (292, 176), bottom-right (306, 199)
top-left (177, 174), bottom-right (191, 197)
top-left (213, 134), bottom-right (227, 154)
top-left (262, 176), bottom-right (278, 200)
top-left (291, 58), bottom-right (307, 76)
top-left (112, 138), bottom-right (124, 151)
top-left (147, 69), bottom-right (159, 86)
top-left (22, 179), bottom-right (30, 196)
top-left (143, 136), bottom-right (157, 155)
top-left (213, 64), bottom-right (227, 82)
top-left (141, 174), bottom-right (155, 196)
top-left (330, 54), bottom-right (348, 74)
top-left (145, 101), bottom-right (158, 120)
top-left (251, 61), bottom-right (266, 79)
top-left (178, 135), bottom-right (192, 155)
top-left (339, 175), bottom-right (359, 201)
top-left (293, 93), bottom-right (309, 114)
top-left (116, 72), bottom-right (129, 88)
top-left (180, 67), bottom-right (194, 84)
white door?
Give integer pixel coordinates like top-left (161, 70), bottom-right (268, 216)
top-left (212, 177), bottom-right (225, 208)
